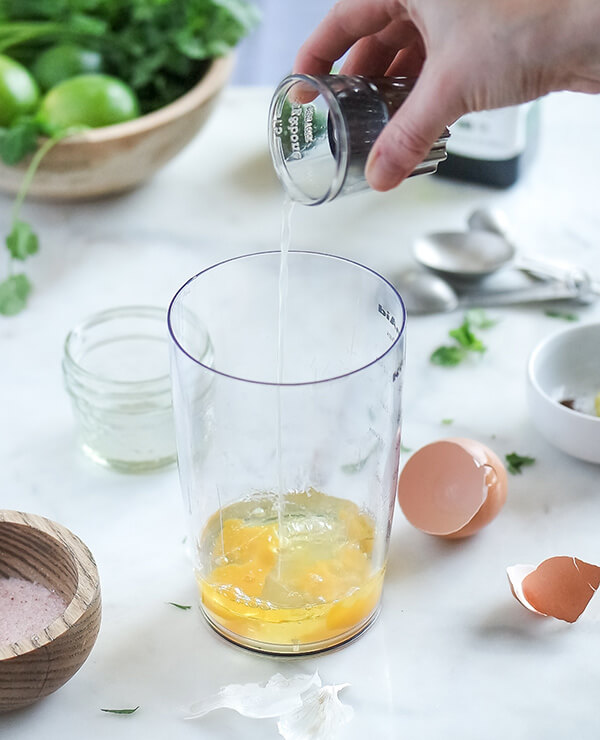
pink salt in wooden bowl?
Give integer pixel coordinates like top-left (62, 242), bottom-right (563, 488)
top-left (0, 510), bottom-right (101, 713)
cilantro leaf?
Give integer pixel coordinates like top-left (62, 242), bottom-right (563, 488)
top-left (441, 418), bottom-right (454, 425)
top-left (6, 220), bottom-right (39, 260)
top-left (100, 707), bottom-right (140, 715)
top-left (464, 308), bottom-right (498, 329)
top-left (341, 442), bottom-right (379, 474)
top-left (505, 452), bottom-right (536, 475)
top-left (544, 310), bottom-right (579, 322)
top-left (430, 345), bottom-right (466, 366)
top-left (0, 119), bottom-right (40, 165)
top-left (0, 274), bottom-right (32, 316)
top-left (449, 321), bottom-right (486, 352)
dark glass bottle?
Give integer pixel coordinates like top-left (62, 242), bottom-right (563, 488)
top-left (437, 103), bottom-right (539, 188)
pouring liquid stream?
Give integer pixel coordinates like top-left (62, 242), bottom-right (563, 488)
top-left (276, 196), bottom-right (294, 578)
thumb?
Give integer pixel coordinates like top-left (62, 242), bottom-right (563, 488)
top-left (365, 63), bottom-right (462, 191)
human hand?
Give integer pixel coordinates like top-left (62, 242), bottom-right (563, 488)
top-left (294, 0), bottom-right (600, 191)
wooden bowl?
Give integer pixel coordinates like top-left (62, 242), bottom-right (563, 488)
top-left (0, 54), bottom-right (234, 201)
top-left (0, 510), bottom-right (101, 713)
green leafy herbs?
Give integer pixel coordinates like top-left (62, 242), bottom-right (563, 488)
top-left (0, 0), bottom-right (258, 316)
top-left (441, 418), bottom-right (453, 425)
top-left (400, 443), bottom-right (412, 453)
top-left (0, 0), bottom-right (259, 115)
top-left (505, 452), bottom-right (536, 475)
top-left (544, 309), bottom-right (579, 322)
top-left (167, 602), bottom-right (192, 610)
top-left (100, 707), bottom-right (140, 715)
top-left (430, 310), bottom-right (496, 367)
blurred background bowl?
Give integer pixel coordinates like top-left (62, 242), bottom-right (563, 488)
top-left (0, 510), bottom-right (101, 713)
top-left (0, 55), bottom-right (234, 201)
top-left (527, 322), bottom-right (600, 464)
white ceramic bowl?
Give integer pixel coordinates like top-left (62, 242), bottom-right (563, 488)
top-left (527, 322), bottom-right (600, 464)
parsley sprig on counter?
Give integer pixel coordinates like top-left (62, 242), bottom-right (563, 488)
top-left (430, 309), bottom-right (497, 367)
top-left (505, 452), bottom-right (536, 475)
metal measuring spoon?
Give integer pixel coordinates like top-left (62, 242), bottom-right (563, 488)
top-left (413, 229), bottom-right (515, 280)
top-left (395, 266), bottom-right (599, 315)
top-left (414, 206), bottom-right (578, 281)
top-left (415, 206), bottom-right (598, 298)
top-left (393, 269), bottom-right (460, 314)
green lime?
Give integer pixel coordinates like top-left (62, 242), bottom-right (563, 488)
top-left (37, 74), bottom-right (140, 133)
top-left (32, 44), bottom-right (104, 91)
top-left (0, 54), bottom-right (41, 127)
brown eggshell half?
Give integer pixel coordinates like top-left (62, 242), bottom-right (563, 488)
top-left (507, 556), bottom-right (600, 623)
top-left (397, 438), bottom-right (507, 538)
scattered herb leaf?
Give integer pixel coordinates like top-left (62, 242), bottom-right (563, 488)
top-left (167, 602), bottom-right (192, 610)
top-left (430, 311), bottom-right (496, 367)
top-left (544, 310), bottom-right (579, 321)
top-left (449, 321), bottom-right (486, 352)
top-left (505, 452), bottom-right (536, 475)
top-left (0, 118), bottom-right (39, 165)
top-left (0, 274), bottom-right (32, 316)
top-left (1, 131), bottom-right (72, 315)
top-left (100, 707), bottom-right (140, 715)
top-left (441, 418), bottom-right (454, 425)
top-left (6, 220), bottom-right (39, 260)
top-left (464, 308), bottom-right (498, 329)
top-left (430, 345), bottom-right (466, 366)
top-left (400, 444), bottom-right (412, 453)
top-left (341, 443), bottom-right (379, 474)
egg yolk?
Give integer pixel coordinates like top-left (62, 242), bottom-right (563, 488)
top-left (197, 491), bottom-right (384, 650)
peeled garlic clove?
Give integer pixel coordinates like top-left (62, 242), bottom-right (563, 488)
top-left (507, 556), bottom-right (600, 622)
top-left (397, 438), bottom-right (507, 538)
top-left (186, 672), bottom-right (322, 719)
top-left (277, 683), bottom-right (353, 740)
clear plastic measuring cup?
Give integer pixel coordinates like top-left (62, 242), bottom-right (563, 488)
top-left (168, 251), bottom-right (406, 654)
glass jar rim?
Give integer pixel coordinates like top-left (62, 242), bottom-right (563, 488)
top-left (63, 305), bottom-right (174, 391)
top-left (168, 250), bottom-right (406, 388)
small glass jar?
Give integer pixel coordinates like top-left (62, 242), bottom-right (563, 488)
top-left (63, 306), bottom-right (211, 473)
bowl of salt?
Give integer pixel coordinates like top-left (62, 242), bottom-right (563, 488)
top-left (0, 510), bottom-right (101, 712)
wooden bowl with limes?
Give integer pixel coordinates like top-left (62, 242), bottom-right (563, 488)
top-left (0, 54), bottom-right (234, 201)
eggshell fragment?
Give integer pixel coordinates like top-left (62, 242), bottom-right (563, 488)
top-left (507, 556), bottom-right (600, 623)
top-left (397, 438), bottom-right (507, 538)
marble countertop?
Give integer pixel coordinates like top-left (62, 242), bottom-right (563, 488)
top-left (1, 86), bottom-right (600, 740)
